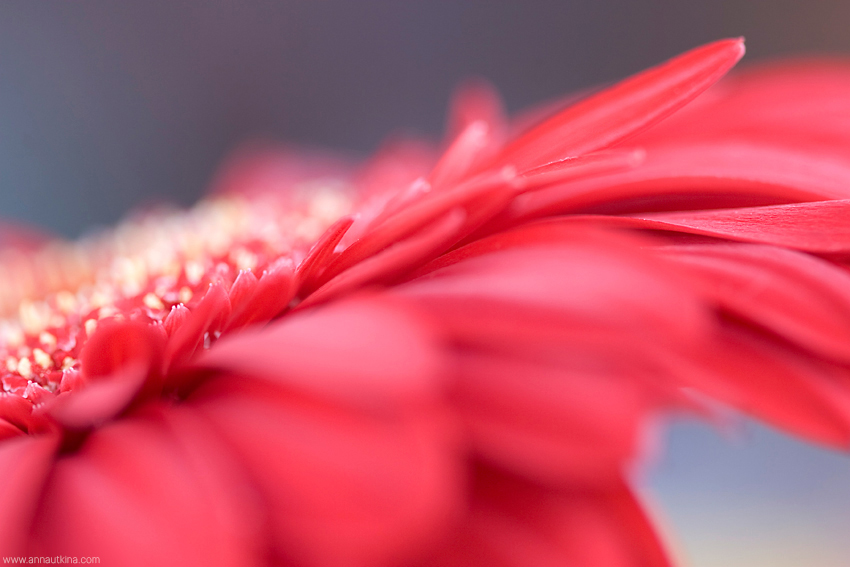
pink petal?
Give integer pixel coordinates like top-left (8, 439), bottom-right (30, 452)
top-left (498, 38), bottom-right (745, 172)
top-left (207, 142), bottom-right (355, 198)
top-left (28, 407), bottom-right (264, 567)
top-left (445, 78), bottom-right (507, 144)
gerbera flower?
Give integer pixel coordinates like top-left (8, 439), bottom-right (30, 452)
top-left (0, 37), bottom-right (848, 566)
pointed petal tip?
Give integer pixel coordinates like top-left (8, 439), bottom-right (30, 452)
top-left (697, 37), bottom-right (746, 68)
top-left (729, 36), bottom-right (746, 59)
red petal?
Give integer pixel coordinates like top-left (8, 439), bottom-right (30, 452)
top-left (421, 468), bottom-right (671, 567)
top-left (400, 242), bottom-right (706, 344)
top-left (0, 393), bottom-right (34, 432)
top-left (622, 199), bottom-right (850, 253)
top-left (518, 149), bottom-right (646, 189)
top-left (80, 319), bottom-right (166, 382)
top-left (452, 352), bottom-right (649, 486)
top-left (659, 243), bottom-right (850, 363)
top-left (226, 259), bottom-right (295, 330)
top-left (630, 60), bottom-right (850, 152)
top-left (0, 418), bottom-right (23, 440)
top-left (498, 38), bottom-right (745, 172)
top-left (321, 168), bottom-right (519, 287)
top-left (429, 121), bottom-right (497, 189)
top-left (0, 435), bottom-right (58, 555)
top-left (200, 296), bottom-right (442, 408)
top-left (28, 408), bottom-right (264, 567)
top-left (50, 320), bottom-right (167, 429)
top-left (511, 142), bottom-right (850, 220)
top-left (191, 375), bottom-right (461, 567)
top-left (679, 321), bottom-right (850, 447)
top-left (47, 372), bottom-right (148, 430)
top-left (165, 282), bottom-right (231, 368)
top-left (295, 215), bottom-right (354, 294)
top-left (300, 208), bottom-right (466, 308)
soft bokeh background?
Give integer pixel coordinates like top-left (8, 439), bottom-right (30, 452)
top-left (2, 2), bottom-right (849, 565)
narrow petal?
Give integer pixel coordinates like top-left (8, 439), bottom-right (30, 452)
top-left (511, 142), bottom-right (850, 221)
top-left (498, 38), bottom-right (745, 172)
top-left (623, 200), bottom-right (850, 253)
top-left (429, 121), bottom-right (497, 189)
top-left (225, 259), bottom-right (295, 329)
top-left (300, 208), bottom-right (466, 308)
top-left (165, 282), bottom-right (231, 368)
top-left (630, 60), bottom-right (850, 151)
top-left (320, 169), bottom-right (518, 286)
top-left (446, 78), bottom-right (508, 144)
top-left (677, 321), bottom-right (850, 447)
top-left (295, 215), bottom-right (355, 294)
top-left (658, 243), bottom-right (850, 363)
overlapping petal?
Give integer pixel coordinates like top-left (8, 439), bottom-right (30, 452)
top-left (3, 37), bottom-right (850, 567)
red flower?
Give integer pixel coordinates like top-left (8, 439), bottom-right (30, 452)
top-left (0, 37), bottom-right (848, 566)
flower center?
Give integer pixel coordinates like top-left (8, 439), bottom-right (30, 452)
top-left (0, 187), bottom-right (351, 404)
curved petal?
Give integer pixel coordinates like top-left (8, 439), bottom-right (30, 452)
top-left (511, 142), bottom-right (850, 221)
top-left (0, 435), bottom-right (58, 556)
top-left (623, 200), bottom-right (850, 254)
top-left (199, 296), bottom-right (443, 409)
top-left (677, 321), bottom-right (850, 447)
top-left (191, 375), bottom-right (462, 567)
top-left (399, 241), bottom-right (707, 346)
top-left (395, 234), bottom-right (710, 485)
top-left (322, 169), bottom-right (519, 287)
top-left (48, 320), bottom-right (166, 429)
top-left (420, 467), bottom-right (671, 567)
top-left (658, 243), bottom-right (850, 363)
top-left (498, 38), bottom-right (744, 172)
top-left (451, 351), bottom-right (650, 486)
top-left (300, 208), bottom-right (466, 308)
top-left (630, 60), bottom-right (850, 151)
top-left (28, 407), bottom-right (264, 567)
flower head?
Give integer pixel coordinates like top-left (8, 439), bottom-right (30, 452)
top-left (1, 37), bottom-right (848, 566)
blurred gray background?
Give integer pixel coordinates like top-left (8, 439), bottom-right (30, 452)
top-left (2, 1), bottom-right (850, 236)
top-left (2, 2), bottom-right (850, 565)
